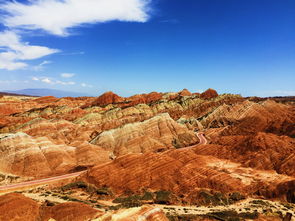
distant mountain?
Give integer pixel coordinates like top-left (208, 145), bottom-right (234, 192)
top-left (4, 88), bottom-right (90, 98)
top-left (0, 91), bottom-right (36, 97)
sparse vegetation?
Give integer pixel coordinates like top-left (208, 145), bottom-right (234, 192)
top-left (207, 210), bottom-right (259, 221)
top-left (250, 199), bottom-right (272, 207)
top-left (155, 190), bottom-right (173, 205)
top-left (60, 182), bottom-right (112, 197)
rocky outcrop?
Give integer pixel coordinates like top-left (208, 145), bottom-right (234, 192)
top-left (91, 91), bottom-right (124, 107)
top-left (200, 88), bottom-right (218, 99)
top-left (90, 113), bottom-right (198, 156)
top-left (178, 89), bottom-right (192, 96)
top-left (127, 92), bottom-right (163, 106)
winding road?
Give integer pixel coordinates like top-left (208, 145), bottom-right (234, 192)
top-left (0, 171), bottom-right (84, 192)
top-left (196, 132), bottom-right (208, 145)
top-left (0, 132), bottom-right (208, 193)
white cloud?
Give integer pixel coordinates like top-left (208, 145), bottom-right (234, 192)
top-left (1, 0), bottom-right (151, 36)
top-left (56, 80), bottom-right (76, 85)
top-left (32, 76), bottom-right (76, 85)
top-left (0, 31), bottom-right (59, 70)
top-left (61, 73), bottom-right (75, 78)
top-left (81, 83), bottom-right (93, 88)
top-left (41, 77), bottom-right (53, 84)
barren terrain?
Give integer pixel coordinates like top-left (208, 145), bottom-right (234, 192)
top-left (0, 89), bottom-right (294, 220)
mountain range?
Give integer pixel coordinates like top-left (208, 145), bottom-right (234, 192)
top-left (0, 88), bottom-right (294, 220)
top-left (4, 88), bottom-right (90, 98)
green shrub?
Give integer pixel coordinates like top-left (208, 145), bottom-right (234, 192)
top-left (199, 190), bottom-right (228, 206)
top-left (250, 200), bottom-right (272, 207)
top-left (207, 210), bottom-right (258, 221)
top-left (96, 187), bottom-right (112, 196)
top-left (229, 192), bottom-right (245, 203)
top-left (113, 195), bottom-right (141, 203)
top-left (155, 190), bottom-right (172, 205)
top-left (141, 191), bottom-right (154, 201)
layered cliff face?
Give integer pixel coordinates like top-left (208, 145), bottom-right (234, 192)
top-left (0, 133), bottom-right (110, 177)
top-left (200, 100), bottom-right (295, 136)
top-left (83, 147), bottom-right (295, 203)
top-left (90, 113), bottom-right (198, 156)
top-left (194, 133), bottom-right (295, 176)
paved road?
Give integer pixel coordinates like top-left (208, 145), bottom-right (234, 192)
top-left (0, 171), bottom-right (84, 192)
top-left (196, 132), bottom-right (208, 145)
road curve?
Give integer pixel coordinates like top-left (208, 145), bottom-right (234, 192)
top-left (196, 132), bottom-right (208, 145)
top-left (0, 171), bottom-right (85, 192)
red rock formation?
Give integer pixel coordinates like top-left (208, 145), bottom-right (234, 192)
top-left (179, 89), bottom-right (192, 96)
top-left (145, 92), bottom-right (163, 103)
top-left (33, 96), bottom-right (59, 104)
top-left (127, 92), bottom-right (163, 106)
top-left (199, 99), bottom-right (295, 136)
top-left (200, 88), bottom-right (218, 99)
top-left (195, 132), bottom-right (295, 176)
top-left (91, 91), bottom-right (124, 106)
top-left (83, 147), bottom-right (294, 202)
top-left (0, 193), bottom-right (40, 221)
top-left (0, 193), bottom-right (168, 221)
top-left (40, 202), bottom-right (102, 221)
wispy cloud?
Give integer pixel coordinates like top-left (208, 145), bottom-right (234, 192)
top-left (32, 76), bottom-right (76, 85)
top-left (1, 0), bottom-right (151, 36)
top-left (60, 51), bottom-right (85, 56)
top-left (160, 19), bottom-right (179, 24)
top-left (0, 31), bottom-right (59, 70)
top-left (81, 83), bottom-right (93, 88)
top-left (32, 60), bottom-right (52, 71)
top-left (61, 73), bottom-right (75, 78)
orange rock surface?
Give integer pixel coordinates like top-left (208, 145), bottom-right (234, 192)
top-left (0, 193), bottom-right (168, 221)
top-left (83, 147), bottom-right (295, 202)
top-left (179, 88), bottom-right (192, 96)
top-left (40, 202), bottom-right (102, 221)
top-left (200, 88), bottom-right (218, 99)
top-left (0, 90), bottom-right (294, 219)
top-left (0, 193), bottom-right (40, 221)
top-left (91, 91), bottom-right (125, 106)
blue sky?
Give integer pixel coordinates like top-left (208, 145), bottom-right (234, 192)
top-left (0, 0), bottom-right (294, 97)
